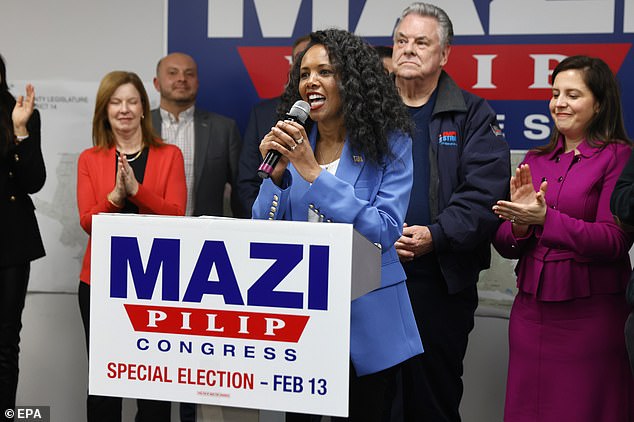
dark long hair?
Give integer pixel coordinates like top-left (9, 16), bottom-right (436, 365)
top-left (537, 55), bottom-right (631, 153)
top-left (0, 54), bottom-right (17, 156)
top-left (279, 29), bottom-right (412, 164)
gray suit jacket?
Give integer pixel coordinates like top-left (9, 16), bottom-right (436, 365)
top-left (152, 107), bottom-right (245, 218)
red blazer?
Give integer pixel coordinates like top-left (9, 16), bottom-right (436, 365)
top-left (77, 143), bottom-right (186, 284)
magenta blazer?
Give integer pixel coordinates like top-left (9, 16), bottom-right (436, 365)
top-left (494, 138), bottom-right (633, 301)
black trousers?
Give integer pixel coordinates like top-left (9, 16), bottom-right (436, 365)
top-left (78, 282), bottom-right (171, 422)
top-left (626, 311), bottom-right (634, 377)
top-left (0, 264), bottom-right (30, 421)
top-left (179, 402), bottom-right (196, 421)
top-left (400, 276), bottom-right (478, 422)
top-left (286, 363), bottom-right (398, 422)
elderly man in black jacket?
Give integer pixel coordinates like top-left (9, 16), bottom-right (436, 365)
top-left (392, 4), bottom-right (510, 421)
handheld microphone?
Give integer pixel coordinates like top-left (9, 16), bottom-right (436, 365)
top-left (257, 100), bottom-right (311, 179)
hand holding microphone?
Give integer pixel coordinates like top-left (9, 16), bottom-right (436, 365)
top-left (257, 100), bottom-right (310, 179)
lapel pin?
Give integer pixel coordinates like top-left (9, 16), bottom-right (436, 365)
top-left (353, 155), bottom-right (363, 163)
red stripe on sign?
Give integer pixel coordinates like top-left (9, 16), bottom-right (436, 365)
top-left (445, 43), bottom-right (631, 100)
top-left (124, 304), bottom-right (309, 342)
top-left (238, 46), bottom-right (293, 99)
top-left (239, 43), bottom-right (630, 101)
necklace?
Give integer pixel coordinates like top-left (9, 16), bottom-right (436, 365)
top-left (318, 141), bottom-right (344, 170)
top-left (116, 147), bottom-right (144, 163)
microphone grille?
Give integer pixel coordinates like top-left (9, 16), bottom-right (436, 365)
top-left (288, 100), bottom-right (311, 124)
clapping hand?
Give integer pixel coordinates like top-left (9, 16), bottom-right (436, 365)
top-left (108, 154), bottom-right (140, 207)
top-left (118, 153), bottom-right (139, 196)
top-left (12, 84), bottom-right (35, 136)
top-left (493, 164), bottom-right (547, 234)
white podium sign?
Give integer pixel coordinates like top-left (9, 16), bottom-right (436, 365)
top-left (89, 214), bottom-right (380, 417)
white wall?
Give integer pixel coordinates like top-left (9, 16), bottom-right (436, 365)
top-left (0, 0), bottom-right (164, 82)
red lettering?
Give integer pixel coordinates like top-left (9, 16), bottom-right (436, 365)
top-left (177, 367), bottom-right (254, 389)
top-left (107, 362), bottom-right (117, 379)
top-left (106, 362), bottom-right (173, 383)
top-left (124, 304), bottom-right (309, 342)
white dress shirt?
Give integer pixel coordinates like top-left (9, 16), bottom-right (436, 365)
top-left (160, 106), bottom-right (195, 215)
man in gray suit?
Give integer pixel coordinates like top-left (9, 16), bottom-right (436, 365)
top-left (152, 52), bottom-right (245, 219)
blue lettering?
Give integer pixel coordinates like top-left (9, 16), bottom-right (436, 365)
top-left (248, 243), bottom-right (303, 309)
top-left (244, 345), bottom-right (256, 359)
top-left (137, 338), bottom-right (149, 351)
top-left (224, 344), bottom-right (236, 357)
top-left (201, 343), bottom-right (214, 355)
top-left (182, 240), bottom-right (243, 304)
top-left (179, 341), bottom-right (193, 354)
top-left (158, 340), bottom-right (171, 352)
top-left (273, 375), bottom-right (303, 393)
top-left (264, 347), bottom-right (276, 360)
top-left (284, 348), bottom-right (297, 362)
top-left (109, 237), bottom-right (330, 309)
top-left (308, 245), bottom-right (329, 310)
top-left (110, 237), bottom-right (180, 301)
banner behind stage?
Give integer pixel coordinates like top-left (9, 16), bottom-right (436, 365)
top-left (89, 214), bottom-right (379, 417)
top-left (165, 0), bottom-right (634, 311)
top-left (14, 0), bottom-right (634, 309)
top-left (168, 0), bottom-right (634, 150)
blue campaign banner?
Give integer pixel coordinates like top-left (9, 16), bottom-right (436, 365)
top-left (167, 0), bottom-right (634, 150)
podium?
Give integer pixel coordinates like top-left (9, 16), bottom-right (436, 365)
top-left (89, 214), bottom-right (380, 417)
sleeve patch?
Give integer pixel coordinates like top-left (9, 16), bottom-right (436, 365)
top-left (490, 123), bottom-right (505, 138)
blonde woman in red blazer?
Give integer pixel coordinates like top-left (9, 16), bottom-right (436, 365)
top-left (76, 71), bottom-right (186, 422)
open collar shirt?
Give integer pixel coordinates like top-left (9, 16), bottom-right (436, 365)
top-left (160, 105), bottom-right (195, 215)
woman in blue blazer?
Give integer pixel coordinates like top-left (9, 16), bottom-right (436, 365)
top-left (252, 29), bottom-right (422, 421)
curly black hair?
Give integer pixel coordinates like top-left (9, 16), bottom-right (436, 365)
top-left (278, 29), bottom-right (412, 165)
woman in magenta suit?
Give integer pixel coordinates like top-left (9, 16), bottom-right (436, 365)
top-left (493, 55), bottom-right (634, 421)
top-left (77, 71), bottom-right (186, 422)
